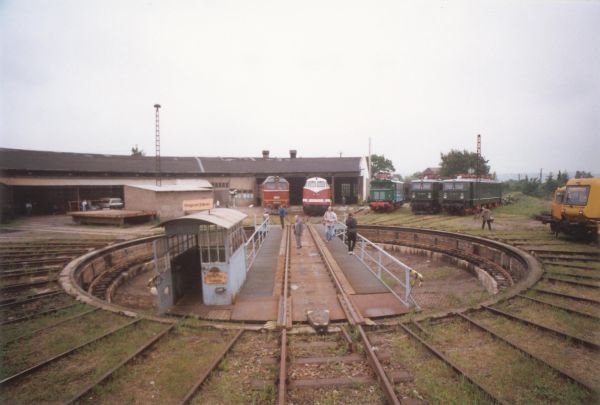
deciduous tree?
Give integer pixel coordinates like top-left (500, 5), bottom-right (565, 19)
top-left (439, 149), bottom-right (490, 178)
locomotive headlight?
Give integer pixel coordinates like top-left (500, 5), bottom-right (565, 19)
top-left (412, 192), bottom-right (415, 199)
top-left (460, 193), bottom-right (464, 200)
top-left (443, 193), bottom-right (447, 199)
top-left (427, 193), bottom-right (431, 199)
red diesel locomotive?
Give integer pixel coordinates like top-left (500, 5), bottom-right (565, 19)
top-left (261, 176), bottom-right (289, 213)
top-left (302, 177), bottom-right (331, 215)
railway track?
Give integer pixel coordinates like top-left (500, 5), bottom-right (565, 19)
top-left (1, 222), bottom-right (599, 403)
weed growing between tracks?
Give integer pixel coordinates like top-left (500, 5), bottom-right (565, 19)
top-left (525, 290), bottom-right (600, 316)
top-left (80, 325), bottom-right (238, 405)
top-left (0, 310), bottom-right (131, 379)
top-left (470, 309), bottom-right (600, 390)
top-left (384, 329), bottom-right (488, 403)
top-left (0, 320), bottom-right (165, 403)
top-left (493, 297), bottom-right (600, 343)
top-left (423, 318), bottom-right (594, 404)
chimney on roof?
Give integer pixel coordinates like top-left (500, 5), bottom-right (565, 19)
top-left (290, 149), bottom-right (297, 159)
top-left (262, 150), bottom-right (269, 159)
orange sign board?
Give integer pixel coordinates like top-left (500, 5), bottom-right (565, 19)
top-left (183, 198), bottom-right (213, 212)
top-left (204, 267), bottom-right (228, 284)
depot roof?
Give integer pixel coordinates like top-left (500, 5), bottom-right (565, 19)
top-left (0, 148), bottom-right (363, 176)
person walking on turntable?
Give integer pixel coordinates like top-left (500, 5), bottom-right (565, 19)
top-left (322, 206), bottom-right (337, 241)
top-left (293, 215), bottom-right (304, 249)
top-left (278, 205), bottom-right (286, 229)
top-left (345, 212), bottom-right (358, 254)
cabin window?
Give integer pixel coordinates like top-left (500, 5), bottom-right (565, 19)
top-left (565, 186), bottom-right (589, 205)
top-left (317, 180), bottom-right (327, 188)
top-left (307, 181), bottom-right (317, 188)
top-left (341, 183), bottom-right (351, 197)
top-left (554, 191), bottom-right (565, 203)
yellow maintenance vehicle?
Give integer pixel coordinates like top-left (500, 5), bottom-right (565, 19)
top-left (541, 178), bottom-right (600, 240)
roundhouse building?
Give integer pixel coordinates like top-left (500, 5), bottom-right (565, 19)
top-left (0, 148), bottom-right (369, 220)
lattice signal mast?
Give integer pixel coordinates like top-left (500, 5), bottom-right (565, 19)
top-left (154, 104), bottom-right (161, 186)
top-left (476, 134), bottom-right (481, 178)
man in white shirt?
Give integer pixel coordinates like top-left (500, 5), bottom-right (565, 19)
top-left (322, 206), bottom-right (337, 241)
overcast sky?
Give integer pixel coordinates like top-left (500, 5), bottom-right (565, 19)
top-left (1, 0), bottom-right (599, 176)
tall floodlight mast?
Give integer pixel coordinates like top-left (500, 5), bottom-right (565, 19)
top-left (476, 134), bottom-right (481, 177)
top-left (476, 134), bottom-right (481, 202)
top-left (154, 104), bottom-right (161, 186)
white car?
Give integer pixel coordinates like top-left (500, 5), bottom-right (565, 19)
top-left (99, 198), bottom-right (124, 209)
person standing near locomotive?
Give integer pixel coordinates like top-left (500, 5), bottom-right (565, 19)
top-left (278, 205), bottom-right (286, 229)
top-left (481, 205), bottom-right (493, 230)
top-left (345, 212), bottom-right (357, 254)
top-left (293, 215), bottom-right (304, 249)
top-left (322, 206), bottom-right (337, 241)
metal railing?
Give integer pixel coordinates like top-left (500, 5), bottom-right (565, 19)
top-left (245, 216), bottom-right (270, 271)
top-left (334, 221), bottom-right (422, 309)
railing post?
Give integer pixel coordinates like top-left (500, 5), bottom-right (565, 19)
top-left (405, 267), bottom-right (411, 303)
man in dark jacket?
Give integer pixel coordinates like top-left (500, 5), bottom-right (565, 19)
top-left (345, 212), bottom-right (357, 254)
top-left (278, 205), bottom-right (286, 229)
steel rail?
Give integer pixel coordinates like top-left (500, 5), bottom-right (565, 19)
top-left (278, 225), bottom-right (291, 328)
top-left (0, 278), bottom-right (58, 293)
top-left (178, 328), bottom-right (245, 405)
top-left (398, 322), bottom-right (508, 405)
top-left (0, 268), bottom-right (61, 280)
top-left (278, 329), bottom-right (288, 405)
top-left (277, 225), bottom-right (291, 404)
top-left (531, 287), bottom-right (600, 305)
top-left (482, 305), bottom-right (600, 350)
top-left (517, 294), bottom-right (600, 321)
top-left (0, 290), bottom-right (63, 308)
top-left (0, 302), bottom-right (80, 326)
top-left (544, 262), bottom-right (600, 270)
top-left (0, 318), bottom-right (141, 386)
top-left (357, 325), bottom-right (401, 405)
top-left (0, 257), bottom-right (70, 269)
top-left (529, 249), bottom-right (600, 257)
top-left (306, 224), bottom-right (362, 325)
top-left (543, 274), bottom-right (600, 288)
top-left (0, 250), bottom-right (90, 259)
top-left (545, 271), bottom-right (600, 281)
top-left (66, 322), bottom-right (176, 404)
top-left (456, 312), bottom-right (598, 395)
top-left (0, 265), bottom-right (62, 276)
top-left (3, 307), bottom-right (100, 345)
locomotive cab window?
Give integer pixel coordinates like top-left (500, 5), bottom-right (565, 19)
top-left (565, 186), bottom-right (589, 205)
top-left (317, 180), bottom-right (327, 188)
top-left (307, 181), bottom-right (317, 188)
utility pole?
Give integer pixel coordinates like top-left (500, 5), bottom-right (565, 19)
top-left (154, 104), bottom-right (161, 186)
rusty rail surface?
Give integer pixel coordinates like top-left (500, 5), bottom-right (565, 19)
top-left (3, 307), bottom-right (100, 345)
top-left (357, 325), bottom-right (401, 405)
top-left (0, 291), bottom-right (64, 308)
top-left (0, 318), bottom-right (141, 386)
top-left (483, 305), bottom-right (600, 350)
top-left (66, 323), bottom-right (176, 404)
top-left (543, 274), bottom-right (600, 288)
top-left (532, 287), bottom-right (600, 305)
top-left (178, 328), bottom-right (245, 405)
top-left (0, 302), bottom-right (79, 326)
top-left (517, 294), bottom-right (600, 320)
top-left (399, 322), bottom-right (509, 405)
top-left (457, 312), bottom-right (598, 395)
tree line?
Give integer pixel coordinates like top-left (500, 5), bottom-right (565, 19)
top-left (371, 151), bottom-right (594, 198)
